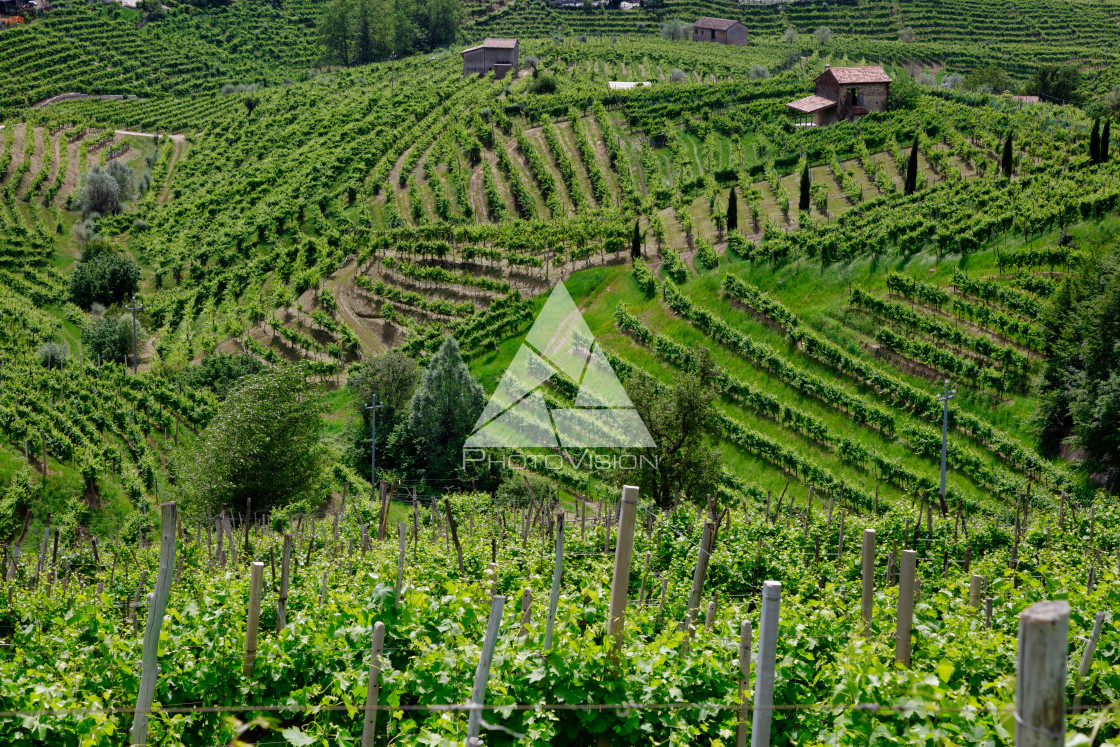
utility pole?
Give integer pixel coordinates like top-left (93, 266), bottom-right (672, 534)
top-left (937, 379), bottom-right (956, 516)
top-left (125, 296), bottom-right (144, 374)
top-left (365, 395), bottom-right (383, 494)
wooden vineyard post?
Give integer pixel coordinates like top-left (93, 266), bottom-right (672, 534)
top-left (751, 580), bottom-right (781, 747)
top-left (969, 575), bottom-right (983, 609)
top-left (361, 621), bottom-right (386, 747)
top-left (607, 485), bottom-right (639, 653)
top-left (895, 550), bottom-right (917, 667)
top-left (395, 522), bottom-right (406, 609)
top-left (244, 562), bottom-right (263, 676)
top-left (735, 620), bottom-right (753, 747)
top-left (278, 533), bottom-right (292, 630)
top-left (985, 597), bottom-right (993, 628)
top-left (684, 521), bottom-right (715, 636)
top-left (1074, 611), bottom-right (1106, 708)
top-left (130, 502), bottom-right (177, 746)
top-left (6, 509), bottom-right (30, 581)
top-left (467, 595), bottom-right (505, 746)
top-left (544, 513), bottom-right (564, 652)
top-left (444, 498), bottom-right (464, 573)
top-left (1015, 600), bottom-right (1069, 747)
top-left (861, 529), bottom-right (875, 636)
top-left (519, 588), bottom-right (532, 638)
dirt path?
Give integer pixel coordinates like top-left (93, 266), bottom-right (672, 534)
top-left (468, 159), bottom-right (489, 221)
top-left (327, 260), bottom-right (387, 356)
top-left (526, 128), bottom-right (574, 215)
top-left (17, 126), bottom-right (44, 197)
top-left (4, 123), bottom-right (26, 185)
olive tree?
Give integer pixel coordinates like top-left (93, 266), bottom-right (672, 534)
top-left (77, 165), bottom-right (121, 218)
top-left (813, 26), bottom-right (832, 45)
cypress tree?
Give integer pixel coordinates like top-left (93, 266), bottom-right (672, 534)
top-left (1002, 131), bottom-right (1013, 178)
top-left (904, 135), bottom-right (919, 195)
top-left (799, 162), bottom-right (811, 211)
top-left (727, 188), bottom-right (738, 232)
top-left (1103, 120), bottom-right (1111, 163)
top-left (631, 218), bottom-right (642, 260)
top-left (1090, 118), bottom-right (1100, 164)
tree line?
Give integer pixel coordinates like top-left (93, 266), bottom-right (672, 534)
top-left (318, 0), bottom-right (460, 67)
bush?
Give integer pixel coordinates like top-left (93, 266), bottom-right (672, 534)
top-left (813, 26), bottom-right (832, 45)
top-left (749, 64), bottom-right (770, 80)
top-left (68, 251), bottom-right (141, 309)
top-left (669, 68), bottom-right (687, 84)
top-left (899, 26), bottom-right (914, 42)
top-left (177, 353), bottom-right (266, 399)
top-left (529, 74), bottom-right (557, 94)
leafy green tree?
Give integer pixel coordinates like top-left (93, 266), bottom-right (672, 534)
top-left (888, 73), bottom-right (919, 110)
top-left (1026, 65), bottom-right (1081, 102)
top-left (319, 0), bottom-right (352, 66)
top-left (1036, 259), bottom-right (1120, 490)
top-left (346, 350), bottom-right (420, 480)
top-left (1002, 131), bottom-right (1013, 178)
top-left (400, 336), bottom-right (484, 486)
top-left (905, 135), bottom-right (919, 195)
top-left (624, 347), bottom-right (721, 509)
top-left (799, 162), bottom-right (810, 211)
top-left (179, 366), bottom-right (327, 515)
top-left (727, 187), bottom-right (737, 231)
top-left (659, 18), bottom-right (690, 40)
top-left (354, 0), bottom-right (374, 64)
top-left (963, 65), bottom-right (1011, 93)
top-left (82, 314), bottom-right (146, 364)
top-left (1090, 118), bottom-right (1100, 164)
top-left (68, 251), bottom-right (141, 309)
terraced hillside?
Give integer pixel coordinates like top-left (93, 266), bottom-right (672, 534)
top-left (0, 8), bottom-right (1115, 550)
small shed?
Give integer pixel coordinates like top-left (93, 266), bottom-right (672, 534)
top-left (462, 38), bottom-right (519, 80)
top-left (786, 94), bottom-right (837, 127)
top-left (692, 17), bottom-right (748, 46)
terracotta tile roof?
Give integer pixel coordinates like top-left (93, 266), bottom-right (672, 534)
top-left (786, 94), bottom-right (837, 113)
top-left (818, 66), bottom-right (892, 85)
top-left (693, 16), bottom-right (740, 30)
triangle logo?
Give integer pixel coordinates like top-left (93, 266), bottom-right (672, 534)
top-left (465, 281), bottom-right (655, 449)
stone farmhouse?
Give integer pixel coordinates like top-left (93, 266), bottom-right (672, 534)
top-left (787, 65), bottom-right (892, 126)
top-left (691, 17), bottom-right (749, 46)
top-left (462, 38), bottom-right (519, 80)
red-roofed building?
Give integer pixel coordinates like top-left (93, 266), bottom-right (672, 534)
top-left (787, 64), bottom-right (892, 126)
top-left (462, 38), bottom-right (519, 79)
top-left (692, 17), bottom-right (748, 46)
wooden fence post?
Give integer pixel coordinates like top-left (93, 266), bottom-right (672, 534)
top-left (751, 580), bottom-right (781, 747)
top-left (467, 595), bottom-right (505, 746)
top-left (130, 502), bottom-right (177, 746)
top-left (278, 533), bottom-right (291, 630)
top-left (361, 621), bottom-right (386, 747)
top-left (861, 529), bottom-right (874, 636)
top-left (895, 549), bottom-right (917, 667)
top-left (244, 562), bottom-right (263, 676)
top-left (607, 485), bottom-right (639, 651)
top-left (1015, 600), bottom-right (1069, 747)
top-left (735, 620), bottom-right (753, 747)
top-left (544, 513), bottom-right (564, 652)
